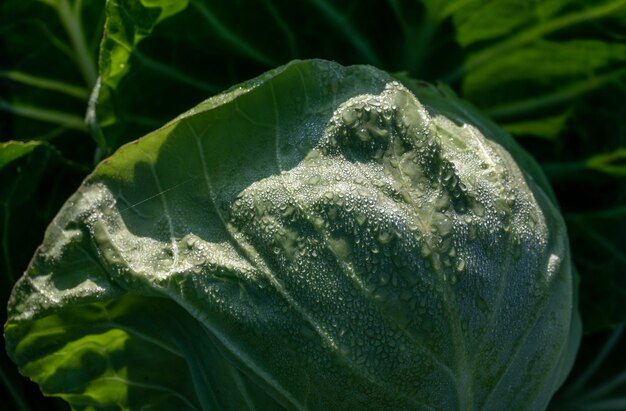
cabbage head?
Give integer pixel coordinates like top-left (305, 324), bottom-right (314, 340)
top-left (4, 60), bottom-right (580, 410)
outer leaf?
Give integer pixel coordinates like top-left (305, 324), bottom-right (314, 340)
top-left (6, 60), bottom-right (579, 410)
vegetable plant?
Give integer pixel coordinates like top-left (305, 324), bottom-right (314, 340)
top-left (1, 1), bottom-right (625, 410)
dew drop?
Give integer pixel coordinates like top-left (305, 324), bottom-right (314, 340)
top-left (380, 270), bottom-right (390, 286)
top-left (329, 237), bottom-right (351, 259)
top-left (341, 108), bottom-right (358, 126)
top-left (400, 160), bottom-right (420, 178)
top-left (435, 193), bottom-right (450, 211)
top-left (431, 253), bottom-right (442, 273)
top-left (473, 202), bottom-right (486, 217)
top-left (356, 213), bottom-right (367, 225)
top-left (436, 217), bottom-right (453, 236)
top-left (312, 216), bottom-right (325, 229)
top-left (356, 128), bottom-right (371, 142)
top-left (307, 175), bottom-right (321, 185)
top-left (282, 205), bottom-right (295, 218)
top-left (377, 230), bottom-right (393, 244)
top-left (468, 225), bottom-right (478, 240)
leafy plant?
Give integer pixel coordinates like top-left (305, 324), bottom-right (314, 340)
top-left (4, 60), bottom-right (581, 409)
top-left (1, 0), bottom-right (625, 410)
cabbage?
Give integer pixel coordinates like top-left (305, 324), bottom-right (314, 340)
top-left (5, 60), bottom-right (580, 410)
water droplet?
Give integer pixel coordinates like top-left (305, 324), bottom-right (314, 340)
top-left (341, 108), bottom-right (358, 126)
top-left (329, 237), bottom-right (351, 259)
top-left (282, 205), bottom-right (295, 218)
top-left (435, 193), bottom-right (450, 211)
top-left (356, 213), bottom-right (367, 225)
top-left (377, 230), bottom-right (393, 244)
top-left (367, 124), bottom-right (389, 140)
top-left (400, 160), bottom-right (420, 178)
top-left (356, 128), bottom-right (371, 142)
top-left (439, 236), bottom-right (453, 253)
top-left (472, 202), bottom-right (486, 217)
top-left (436, 217), bottom-right (453, 236)
top-left (468, 225), bottom-right (478, 240)
top-left (379, 271), bottom-right (390, 286)
top-left (431, 253), bottom-right (442, 272)
top-left (312, 216), bottom-right (325, 229)
top-left (307, 175), bottom-right (321, 185)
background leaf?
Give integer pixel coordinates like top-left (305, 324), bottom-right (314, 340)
top-left (552, 325), bottom-right (626, 410)
top-left (0, 0), bottom-right (103, 409)
top-left (567, 207), bottom-right (626, 332)
top-left (0, 142), bottom-right (86, 410)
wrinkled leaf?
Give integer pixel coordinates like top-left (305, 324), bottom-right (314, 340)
top-left (6, 60), bottom-right (579, 410)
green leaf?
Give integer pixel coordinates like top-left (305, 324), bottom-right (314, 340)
top-left (0, 141), bottom-right (44, 170)
top-left (551, 324), bottom-right (626, 410)
top-left (502, 113), bottom-right (570, 141)
top-left (448, 0), bottom-right (626, 81)
top-left (0, 99), bottom-right (88, 132)
top-left (90, 0), bottom-right (460, 154)
top-left (586, 149), bottom-right (626, 177)
top-left (5, 60), bottom-right (579, 410)
top-left (442, 0), bottom-right (626, 150)
top-left (0, 70), bottom-right (89, 100)
top-left (0, 141), bottom-right (89, 411)
top-left (567, 208), bottom-right (626, 332)
top-left (0, 0), bottom-right (104, 140)
top-left (0, 139), bottom-right (89, 307)
top-left (469, 41), bottom-right (626, 120)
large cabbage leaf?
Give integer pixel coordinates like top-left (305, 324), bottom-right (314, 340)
top-left (5, 60), bottom-right (580, 410)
